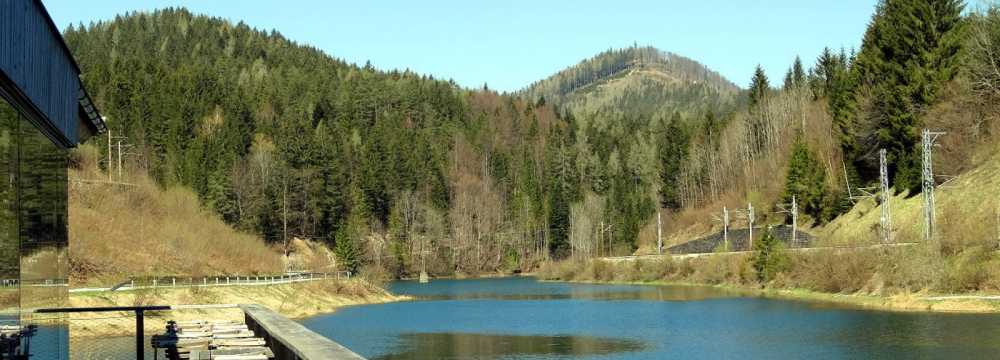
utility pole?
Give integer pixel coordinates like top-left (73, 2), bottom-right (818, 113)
top-left (791, 196), bottom-right (798, 246)
top-left (107, 129), bottom-right (112, 182)
top-left (657, 210), bottom-right (663, 255)
top-left (922, 129), bottom-right (946, 242)
top-left (776, 196), bottom-right (798, 247)
top-left (748, 202), bottom-right (755, 250)
top-left (599, 220), bottom-right (604, 257)
top-left (723, 207), bottom-right (729, 251)
top-left (117, 139), bottom-right (123, 180)
top-left (712, 207), bottom-right (730, 252)
top-left (879, 149), bottom-right (892, 244)
top-left (282, 178), bottom-right (289, 258)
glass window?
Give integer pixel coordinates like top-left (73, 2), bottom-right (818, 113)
top-left (0, 91), bottom-right (70, 359)
top-left (19, 109), bottom-right (69, 360)
top-left (0, 94), bottom-right (18, 325)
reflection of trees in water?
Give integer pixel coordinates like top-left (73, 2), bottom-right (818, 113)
top-left (374, 333), bottom-right (645, 360)
top-left (0, 101), bottom-right (17, 311)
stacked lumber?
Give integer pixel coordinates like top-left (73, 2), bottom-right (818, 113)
top-left (153, 320), bottom-right (273, 360)
top-left (0, 325), bottom-right (22, 337)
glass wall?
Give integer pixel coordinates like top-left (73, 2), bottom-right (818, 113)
top-left (0, 91), bottom-right (70, 358)
top-left (0, 92), bottom-right (18, 325)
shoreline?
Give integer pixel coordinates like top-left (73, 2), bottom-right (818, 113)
top-left (551, 278), bottom-right (1000, 314)
top-left (66, 279), bottom-right (409, 338)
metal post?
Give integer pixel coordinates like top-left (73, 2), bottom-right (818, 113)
top-left (879, 149), bottom-right (892, 244)
top-left (136, 309), bottom-right (145, 360)
top-left (723, 207), bottom-right (729, 251)
top-left (748, 203), bottom-right (754, 250)
top-left (117, 139), bottom-right (123, 180)
top-left (791, 195), bottom-right (797, 247)
top-left (108, 129), bottom-right (113, 182)
top-left (922, 130), bottom-right (945, 242)
top-left (656, 210), bottom-right (663, 255)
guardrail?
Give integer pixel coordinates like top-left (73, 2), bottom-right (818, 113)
top-left (69, 271), bottom-right (352, 293)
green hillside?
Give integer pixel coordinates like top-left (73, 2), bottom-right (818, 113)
top-left (521, 46), bottom-right (741, 119)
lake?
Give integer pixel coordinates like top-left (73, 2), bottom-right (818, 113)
top-left (300, 277), bottom-right (1000, 359)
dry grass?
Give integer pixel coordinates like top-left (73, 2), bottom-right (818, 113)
top-left (67, 278), bottom-right (405, 338)
top-left (69, 145), bottom-right (282, 286)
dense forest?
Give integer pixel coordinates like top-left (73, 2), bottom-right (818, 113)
top-left (63, 0), bottom-right (1000, 280)
top-left (63, 8), bottom-right (671, 275)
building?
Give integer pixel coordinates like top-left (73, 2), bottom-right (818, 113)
top-left (0, 0), bottom-right (105, 357)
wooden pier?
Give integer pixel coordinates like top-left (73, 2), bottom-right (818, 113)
top-left (241, 304), bottom-right (365, 360)
top-left (153, 319), bottom-right (274, 359)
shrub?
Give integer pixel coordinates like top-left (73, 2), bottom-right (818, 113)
top-left (751, 229), bottom-right (789, 284)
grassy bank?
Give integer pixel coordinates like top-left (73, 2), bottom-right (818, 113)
top-left (69, 145), bottom-right (284, 286)
top-left (66, 279), bottom-right (408, 338)
top-left (537, 250), bottom-right (1000, 313)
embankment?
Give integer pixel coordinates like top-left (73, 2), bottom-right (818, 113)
top-left (66, 279), bottom-right (408, 338)
top-left (538, 256), bottom-right (1000, 313)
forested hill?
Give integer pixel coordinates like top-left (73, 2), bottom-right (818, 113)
top-left (520, 46), bottom-right (741, 119)
top-left (64, 1), bottom-right (995, 285)
top-left (61, 8), bottom-right (601, 276)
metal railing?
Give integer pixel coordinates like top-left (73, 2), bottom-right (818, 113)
top-left (35, 302), bottom-right (367, 360)
top-left (70, 271), bottom-right (352, 293)
top-left (37, 304), bottom-right (248, 360)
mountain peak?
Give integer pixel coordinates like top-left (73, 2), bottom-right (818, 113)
top-left (521, 46), bottom-right (739, 118)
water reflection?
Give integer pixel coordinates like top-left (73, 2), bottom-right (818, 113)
top-left (304, 277), bottom-right (1000, 359)
top-left (373, 333), bottom-right (645, 360)
top-left (390, 277), bottom-right (745, 302)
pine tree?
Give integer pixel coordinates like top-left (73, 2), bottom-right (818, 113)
top-left (749, 65), bottom-right (770, 107)
top-left (783, 69), bottom-right (795, 91)
top-left (335, 188), bottom-right (368, 274)
top-left (792, 56), bottom-right (806, 88)
top-left (854, 0), bottom-right (964, 193)
top-left (783, 56), bottom-right (806, 90)
top-left (783, 137), bottom-right (828, 222)
top-left (658, 113), bottom-right (689, 210)
top-left (752, 229), bottom-right (788, 283)
top-left (546, 131), bottom-right (575, 259)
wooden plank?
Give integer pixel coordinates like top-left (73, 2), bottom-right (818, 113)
top-left (212, 338), bottom-right (266, 347)
top-left (214, 355), bottom-right (268, 360)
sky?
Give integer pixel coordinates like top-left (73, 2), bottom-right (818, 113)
top-left (43, 0), bottom-right (880, 92)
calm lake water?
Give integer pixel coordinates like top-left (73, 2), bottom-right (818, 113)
top-left (300, 277), bottom-right (1000, 359)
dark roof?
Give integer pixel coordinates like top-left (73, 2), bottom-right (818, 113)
top-left (0, 0), bottom-right (104, 146)
top-left (31, 0), bottom-right (106, 136)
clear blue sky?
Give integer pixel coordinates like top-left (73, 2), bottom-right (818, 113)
top-left (43, 0), bottom-right (879, 92)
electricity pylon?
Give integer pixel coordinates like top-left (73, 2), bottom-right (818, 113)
top-left (776, 196), bottom-right (798, 247)
top-left (922, 129), bottom-right (946, 242)
top-left (711, 207), bottom-right (730, 251)
top-left (879, 149), bottom-right (892, 244)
